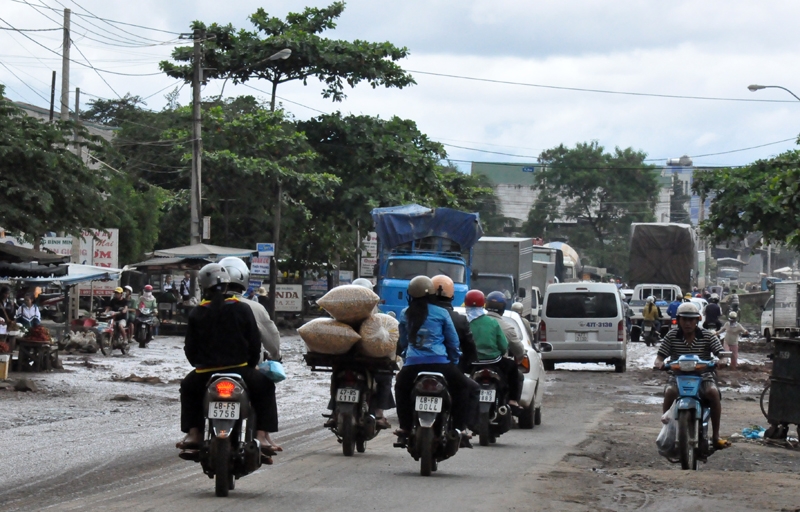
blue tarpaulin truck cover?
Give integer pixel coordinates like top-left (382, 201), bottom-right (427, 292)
top-left (370, 204), bottom-right (484, 250)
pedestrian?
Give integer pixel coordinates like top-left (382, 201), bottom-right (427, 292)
top-left (179, 271), bottom-right (192, 304)
top-left (716, 312), bottom-right (748, 369)
top-left (255, 287), bottom-right (270, 310)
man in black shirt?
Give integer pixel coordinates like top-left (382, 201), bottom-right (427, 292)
top-left (105, 287), bottom-right (129, 342)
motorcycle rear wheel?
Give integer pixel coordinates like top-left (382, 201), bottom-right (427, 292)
top-left (478, 411), bottom-right (491, 446)
top-left (340, 413), bottom-right (355, 457)
top-left (419, 427), bottom-right (434, 476)
top-left (96, 329), bottom-right (113, 356)
top-left (212, 437), bottom-right (231, 497)
top-left (678, 410), bottom-right (697, 470)
top-left (137, 325), bottom-right (148, 349)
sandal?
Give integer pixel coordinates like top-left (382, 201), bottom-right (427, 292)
top-left (260, 444), bottom-right (278, 456)
top-left (176, 438), bottom-right (201, 450)
top-left (714, 438), bottom-right (732, 450)
top-left (393, 428), bottom-right (408, 438)
top-left (375, 417), bottom-right (391, 429)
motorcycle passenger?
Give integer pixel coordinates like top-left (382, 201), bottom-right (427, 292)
top-left (177, 263), bottom-right (279, 459)
top-left (465, 290), bottom-right (522, 408)
top-left (652, 302), bottom-right (730, 450)
top-left (104, 287), bottom-right (128, 342)
top-left (716, 311), bottom-right (748, 370)
top-left (430, 275), bottom-right (478, 373)
top-left (510, 302), bottom-right (535, 341)
top-left (642, 295), bottom-right (662, 335)
top-left (136, 285), bottom-right (159, 342)
top-left (704, 293), bottom-right (723, 330)
top-left (666, 295), bottom-right (683, 319)
top-left (218, 257), bottom-right (282, 450)
top-left (484, 291), bottom-right (525, 360)
top-left (394, 276), bottom-right (477, 447)
top-left (124, 285), bottom-right (136, 342)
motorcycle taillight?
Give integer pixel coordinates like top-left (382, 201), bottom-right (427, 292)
top-left (417, 377), bottom-right (444, 394)
top-left (215, 380), bottom-right (236, 398)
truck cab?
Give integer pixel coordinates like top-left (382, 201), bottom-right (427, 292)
top-left (380, 251), bottom-right (468, 316)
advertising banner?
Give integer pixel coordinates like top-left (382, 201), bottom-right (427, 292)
top-left (275, 284), bottom-right (303, 312)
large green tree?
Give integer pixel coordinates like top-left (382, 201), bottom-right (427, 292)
top-left (0, 85), bottom-right (112, 243)
top-left (160, 2), bottom-right (414, 109)
top-left (521, 141), bottom-right (660, 273)
top-left (693, 148), bottom-right (800, 250)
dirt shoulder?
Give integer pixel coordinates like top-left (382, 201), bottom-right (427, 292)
top-left (536, 359), bottom-right (800, 512)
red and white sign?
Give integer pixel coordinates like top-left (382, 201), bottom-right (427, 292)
top-left (76, 229), bottom-right (120, 296)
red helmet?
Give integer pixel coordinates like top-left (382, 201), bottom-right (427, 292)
top-left (144, 285), bottom-right (153, 292)
top-left (464, 289), bottom-right (485, 308)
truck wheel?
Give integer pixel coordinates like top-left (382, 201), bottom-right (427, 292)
top-left (614, 359), bottom-right (626, 373)
top-left (764, 329), bottom-right (771, 343)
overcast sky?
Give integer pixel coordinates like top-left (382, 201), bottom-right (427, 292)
top-left (2, 0), bottom-right (800, 171)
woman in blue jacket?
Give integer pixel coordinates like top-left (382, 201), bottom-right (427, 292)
top-left (394, 276), bottom-right (478, 446)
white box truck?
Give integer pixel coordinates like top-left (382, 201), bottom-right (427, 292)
top-left (471, 237), bottom-right (533, 318)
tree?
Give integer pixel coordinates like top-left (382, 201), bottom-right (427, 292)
top-left (522, 141), bottom-right (660, 272)
top-left (0, 85), bottom-right (112, 243)
top-left (160, 2), bottom-right (415, 110)
top-left (694, 149), bottom-right (800, 250)
top-left (669, 174), bottom-right (691, 223)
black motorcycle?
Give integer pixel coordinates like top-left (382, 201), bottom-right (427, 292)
top-left (395, 371), bottom-right (461, 476)
top-left (471, 358), bottom-right (512, 446)
top-left (135, 307), bottom-right (158, 348)
top-left (179, 373), bottom-right (263, 497)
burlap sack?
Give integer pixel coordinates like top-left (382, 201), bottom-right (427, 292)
top-left (298, 317), bottom-right (362, 355)
top-left (357, 313), bottom-right (399, 358)
top-left (316, 285), bottom-right (380, 325)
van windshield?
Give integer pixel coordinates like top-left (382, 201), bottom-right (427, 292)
top-left (546, 292), bottom-right (619, 318)
top-left (387, 259), bottom-right (466, 283)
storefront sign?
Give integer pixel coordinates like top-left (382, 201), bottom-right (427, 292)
top-left (275, 284), bottom-right (302, 312)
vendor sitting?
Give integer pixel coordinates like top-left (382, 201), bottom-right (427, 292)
top-left (16, 293), bottom-right (41, 329)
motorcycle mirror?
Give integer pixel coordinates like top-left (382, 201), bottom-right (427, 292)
top-left (539, 342), bottom-right (553, 353)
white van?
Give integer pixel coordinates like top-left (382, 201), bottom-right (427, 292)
top-left (539, 282), bottom-right (627, 373)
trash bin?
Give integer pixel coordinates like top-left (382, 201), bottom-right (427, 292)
top-left (767, 337), bottom-right (800, 426)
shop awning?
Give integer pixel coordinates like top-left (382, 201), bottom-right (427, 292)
top-left (150, 243), bottom-right (254, 259)
top-left (12, 263), bottom-right (123, 286)
top-left (127, 257), bottom-right (211, 269)
top-left (0, 243), bottom-right (69, 264)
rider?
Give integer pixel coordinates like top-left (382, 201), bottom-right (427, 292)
top-left (484, 291), bottom-right (525, 412)
top-left (652, 302), bottom-right (729, 450)
top-left (666, 294), bottom-right (683, 320)
top-left (218, 256), bottom-right (282, 450)
top-left (716, 311), bottom-right (748, 370)
top-left (176, 263), bottom-right (279, 460)
top-left (642, 295), bottom-right (662, 335)
top-left (729, 290), bottom-right (740, 313)
top-left (465, 290), bottom-right (522, 408)
top-left (104, 287), bottom-right (128, 342)
top-left (510, 302), bottom-right (534, 341)
top-left (394, 276), bottom-right (477, 447)
top-left (430, 275), bottom-right (478, 373)
top-left (704, 293), bottom-right (723, 330)
top-left (136, 285), bottom-right (159, 342)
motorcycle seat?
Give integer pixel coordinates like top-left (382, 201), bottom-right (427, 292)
top-left (473, 356), bottom-right (503, 366)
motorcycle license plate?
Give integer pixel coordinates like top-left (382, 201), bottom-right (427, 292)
top-left (208, 402), bottom-right (240, 419)
top-left (479, 389), bottom-right (496, 403)
top-left (415, 396), bottom-right (443, 413)
top-left (575, 332), bottom-right (588, 342)
top-left (336, 388), bottom-right (360, 403)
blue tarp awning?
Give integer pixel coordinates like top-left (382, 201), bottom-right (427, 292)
top-left (370, 204), bottom-right (484, 250)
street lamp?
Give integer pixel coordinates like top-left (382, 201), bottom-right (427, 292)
top-left (747, 84), bottom-right (800, 102)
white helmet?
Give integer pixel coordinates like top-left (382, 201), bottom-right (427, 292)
top-left (728, 311), bottom-right (738, 320)
top-left (676, 302), bottom-right (701, 319)
top-left (646, 296), bottom-right (655, 304)
top-left (218, 257), bottom-right (250, 291)
top-left (352, 278), bottom-right (373, 290)
top-left (511, 302), bottom-right (524, 314)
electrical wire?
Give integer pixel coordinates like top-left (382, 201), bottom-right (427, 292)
top-left (0, 25), bottom-right (58, 31)
top-left (66, 0), bottom-right (166, 43)
top-left (70, 38), bottom-right (120, 98)
top-left (407, 69), bottom-right (800, 104)
top-left (0, 61), bottom-right (51, 104)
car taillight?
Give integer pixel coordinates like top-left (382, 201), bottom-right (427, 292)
top-left (215, 380), bottom-right (236, 398)
top-left (519, 355), bottom-right (531, 374)
top-left (539, 321), bottom-right (546, 342)
top-left (618, 320), bottom-right (624, 342)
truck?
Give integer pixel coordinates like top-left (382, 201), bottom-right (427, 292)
top-left (371, 204), bottom-right (484, 317)
top-left (531, 246), bottom-right (560, 322)
top-left (772, 281), bottom-right (800, 339)
top-left (470, 237), bottom-right (533, 318)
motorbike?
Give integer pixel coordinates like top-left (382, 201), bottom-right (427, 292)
top-left (470, 358), bottom-right (512, 446)
top-left (394, 371), bottom-right (461, 476)
top-left (135, 307), bottom-right (158, 348)
top-left (95, 310), bottom-right (130, 356)
top-left (179, 373), bottom-right (263, 497)
top-left (641, 320), bottom-right (660, 347)
top-left (661, 353), bottom-right (729, 470)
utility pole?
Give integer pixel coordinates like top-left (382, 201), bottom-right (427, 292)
top-left (190, 28), bottom-right (205, 246)
top-left (60, 8), bottom-right (70, 121)
top-left (74, 87), bottom-right (81, 160)
top-left (49, 71), bottom-right (56, 122)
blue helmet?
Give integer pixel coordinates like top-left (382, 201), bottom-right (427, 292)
top-left (485, 291), bottom-right (507, 313)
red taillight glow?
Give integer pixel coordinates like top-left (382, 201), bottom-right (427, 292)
top-left (215, 380), bottom-right (236, 398)
top-left (419, 378), bottom-right (442, 393)
top-left (539, 321), bottom-right (547, 342)
top-left (672, 318), bottom-right (677, 325)
top-left (618, 320), bottom-right (624, 342)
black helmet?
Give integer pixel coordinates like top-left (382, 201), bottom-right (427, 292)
top-left (485, 291), bottom-right (507, 314)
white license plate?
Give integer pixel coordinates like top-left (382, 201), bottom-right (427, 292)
top-left (479, 389), bottom-right (496, 403)
top-left (415, 396), bottom-right (443, 413)
top-left (336, 388), bottom-right (360, 403)
top-left (575, 332), bottom-right (588, 342)
top-left (208, 401), bottom-right (240, 419)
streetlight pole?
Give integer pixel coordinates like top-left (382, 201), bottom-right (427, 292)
top-left (747, 83), bottom-right (800, 277)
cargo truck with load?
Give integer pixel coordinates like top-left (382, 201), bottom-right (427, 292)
top-left (470, 237), bottom-right (533, 318)
top-left (371, 204), bottom-right (484, 317)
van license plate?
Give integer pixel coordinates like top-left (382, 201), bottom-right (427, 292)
top-left (209, 402), bottom-right (240, 419)
top-left (479, 389), bottom-right (496, 402)
top-left (575, 332), bottom-right (588, 342)
top-left (415, 396), bottom-right (443, 412)
top-left (336, 388), bottom-right (359, 403)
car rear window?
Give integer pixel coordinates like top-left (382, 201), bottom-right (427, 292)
top-left (546, 292), bottom-right (619, 318)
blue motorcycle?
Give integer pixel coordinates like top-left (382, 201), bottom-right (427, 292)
top-left (663, 354), bottom-right (720, 470)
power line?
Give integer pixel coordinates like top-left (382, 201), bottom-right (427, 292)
top-left (408, 69), bottom-right (800, 104)
top-left (66, 0), bottom-right (166, 43)
top-left (0, 61), bottom-right (51, 104)
top-left (0, 25), bottom-right (59, 31)
top-left (70, 39), bottom-right (120, 98)
top-left (441, 142), bottom-right (539, 160)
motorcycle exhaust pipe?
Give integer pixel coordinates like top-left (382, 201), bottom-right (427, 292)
top-left (497, 405), bottom-right (509, 416)
top-left (244, 440), bottom-right (262, 472)
top-left (445, 430), bottom-right (460, 457)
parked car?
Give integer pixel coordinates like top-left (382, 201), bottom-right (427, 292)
top-left (539, 282), bottom-right (628, 373)
top-left (620, 288), bottom-right (634, 303)
top-left (761, 295), bottom-right (774, 342)
top-left (454, 307), bottom-right (549, 428)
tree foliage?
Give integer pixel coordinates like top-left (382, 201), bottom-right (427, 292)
top-left (160, 2), bottom-right (414, 106)
top-left (694, 149), bottom-right (800, 250)
top-left (521, 141), bottom-right (659, 272)
top-left (0, 85), bottom-right (111, 243)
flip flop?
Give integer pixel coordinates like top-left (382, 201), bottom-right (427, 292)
top-left (375, 417), bottom-right (392, 429)
top-left (714, 438), bottom-right (732, 450)
top-left (260, 444), bottom-right (278, 456)
top-left (261, 454), bottom-right (274, 465)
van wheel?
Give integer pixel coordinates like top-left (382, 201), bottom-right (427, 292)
top-left (614, 359), bottom-right (626, 373)
top-left (543, 361), bottom-right (555, 372)
top-left (764, 329), bottom-right (771, 343)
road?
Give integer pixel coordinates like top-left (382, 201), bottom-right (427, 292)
top-left (1, 335), bottom-right (798, 511)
